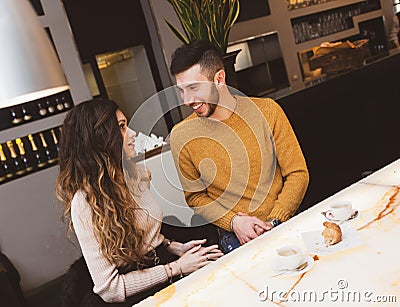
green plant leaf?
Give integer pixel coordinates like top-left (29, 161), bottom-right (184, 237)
top-left (164, 0), bottom-right (240, 54)
top-left (165, 19), bottom-right (190, 44)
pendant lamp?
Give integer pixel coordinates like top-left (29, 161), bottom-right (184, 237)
top-left (0, 0), bottom-right (69, 109)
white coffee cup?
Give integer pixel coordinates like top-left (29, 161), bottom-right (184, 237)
top-left (274, 245), bottom-right (304, 270)
top-left (326, 201), bottom-right (353, 221)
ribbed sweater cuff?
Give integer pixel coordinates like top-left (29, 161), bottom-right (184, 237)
top-left (124, 265), bottom-right (168, 298)
top-left (269, 208), bottom-right (292, 222)
top-left (215, 211), bottom-right (237, 231)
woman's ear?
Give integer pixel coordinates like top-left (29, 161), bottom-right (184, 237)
top-left (213, 70), bottom-right (226, 87)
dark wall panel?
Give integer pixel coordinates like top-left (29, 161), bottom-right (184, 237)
top-left (62, 0), bottom-right (150, 61)
top-left (237, 0), bottom-right (270, 22)
top-left (277, 54), bottom-right (400, 213)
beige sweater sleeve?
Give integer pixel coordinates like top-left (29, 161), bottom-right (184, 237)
top-left (71, 192), bottom-right (168, 303)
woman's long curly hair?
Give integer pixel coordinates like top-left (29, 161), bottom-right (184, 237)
top-left (55, 98), bottom-right (146, 267)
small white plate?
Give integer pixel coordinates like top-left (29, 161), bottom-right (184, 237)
top-left (271, 255), bottom-right (314, 277)
top-left (301, 225), bottom-right (363, 255)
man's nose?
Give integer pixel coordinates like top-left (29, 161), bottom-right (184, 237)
top-left (181, 91), bottom-right (194, 106)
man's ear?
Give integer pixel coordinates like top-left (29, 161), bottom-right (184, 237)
top-left (213, 69), bottom-right (226, 87)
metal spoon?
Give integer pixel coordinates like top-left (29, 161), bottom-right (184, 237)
top-left (271, 261), bottom-right (308, 277)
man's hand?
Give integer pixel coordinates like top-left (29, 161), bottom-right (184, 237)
top-left (232, 212), bottom-right (273, 245)
top-left (254, 221), bottom-right (274, 236)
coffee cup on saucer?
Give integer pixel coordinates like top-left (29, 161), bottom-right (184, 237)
top-left (274, 245), bottom-right (304, 271)
top-left (325, 201), bottom-right (353, 221)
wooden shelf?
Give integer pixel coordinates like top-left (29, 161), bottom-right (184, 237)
top-left (352, 9), bottom-right (383, 24)
top-left (229, 0), bottom-right (390, 93)
top-left (293, 9), bottom-right (383, 52)
top-left (289, 0), bottom-right (365, 18)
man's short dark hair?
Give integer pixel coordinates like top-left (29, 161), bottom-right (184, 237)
top-left (170, 40), bottom-right (224, 80)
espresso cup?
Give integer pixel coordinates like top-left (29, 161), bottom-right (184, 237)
top-left (326, 201), bottom-right (353, 221)
top-left (275, 245), bottom-right (304, 270)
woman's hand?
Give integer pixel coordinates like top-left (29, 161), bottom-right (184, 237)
top-left (171, 244), bottom-right (223, 276)
top-left (168, 239), bottom-right (208, 257)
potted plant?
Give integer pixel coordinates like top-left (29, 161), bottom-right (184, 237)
top-left (164, 0), bottom-right (240, 56)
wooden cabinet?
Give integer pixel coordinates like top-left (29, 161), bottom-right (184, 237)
top-left (229, 0), bottom-right (394, 95)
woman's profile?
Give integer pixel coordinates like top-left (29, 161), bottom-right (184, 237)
top-left (56, 98), bottom-right (222, 305)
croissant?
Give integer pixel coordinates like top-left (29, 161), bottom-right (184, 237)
top-left (322, 222), bottom-right (342, 246)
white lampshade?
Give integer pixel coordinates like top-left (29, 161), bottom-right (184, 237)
top-left (0, 0), bottom-right (69, 109)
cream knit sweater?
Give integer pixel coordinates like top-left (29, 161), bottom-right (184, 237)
top-left (170, 97), bottom-right (309, 231)
top-left (71, 175), bottom-right (167, 303)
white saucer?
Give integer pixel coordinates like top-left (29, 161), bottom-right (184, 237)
top-left (271, 255), bottom-right (314, 277)
top-left (301, 225), bottom-right (363, 255)
top-left (321, 209), bottom-right (359, 223)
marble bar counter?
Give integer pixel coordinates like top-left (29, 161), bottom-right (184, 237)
top-left (136, 158), bottom-right (400, 306)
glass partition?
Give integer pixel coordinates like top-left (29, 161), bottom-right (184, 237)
top-left (227, 33), bottom-right (290, 98)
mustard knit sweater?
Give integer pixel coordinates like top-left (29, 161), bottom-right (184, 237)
top-left (170, 97), bottom-right (309, 231)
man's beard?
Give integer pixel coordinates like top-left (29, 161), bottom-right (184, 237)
top-left (204, 83), bottom-right (219, 117)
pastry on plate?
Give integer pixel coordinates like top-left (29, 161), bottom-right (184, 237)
top-left (322, 222), bottom-right (342, 246)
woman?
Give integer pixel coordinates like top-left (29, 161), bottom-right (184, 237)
top-left (56, 98), bottom-right (222, 305)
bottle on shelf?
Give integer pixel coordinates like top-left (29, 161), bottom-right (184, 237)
top-left (6, 140), bottom-right (26, 176)
top-left (39, 132), bottom-right (57, 164)
top-left (46, 100), bottom-right (56, 114)
top-left (0, 161), bottom-right (5, 183)
top-left (21, 106), bottom-right (32, 121)
top-left (38, 102), bottom-right (47, 116)
top-left (10, 109), bottom-right (23, 125)
top-left (58, 126), bottom-right (63, 145)
top-left (49, 129), bottom-right (60, 163)
top-left (0, 144), bottom-right (13, 181)
top-left (55, 98), bottom-right (64, 111)
top-left (61, 95), bottom-right (71, 109)
top-left (16, 138), bottom-right (34, 173)
top-left (28, 134), bottom-right (47, 168)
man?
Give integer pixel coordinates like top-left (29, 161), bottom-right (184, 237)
top-left (169, 40), bottom-right (309, 254)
